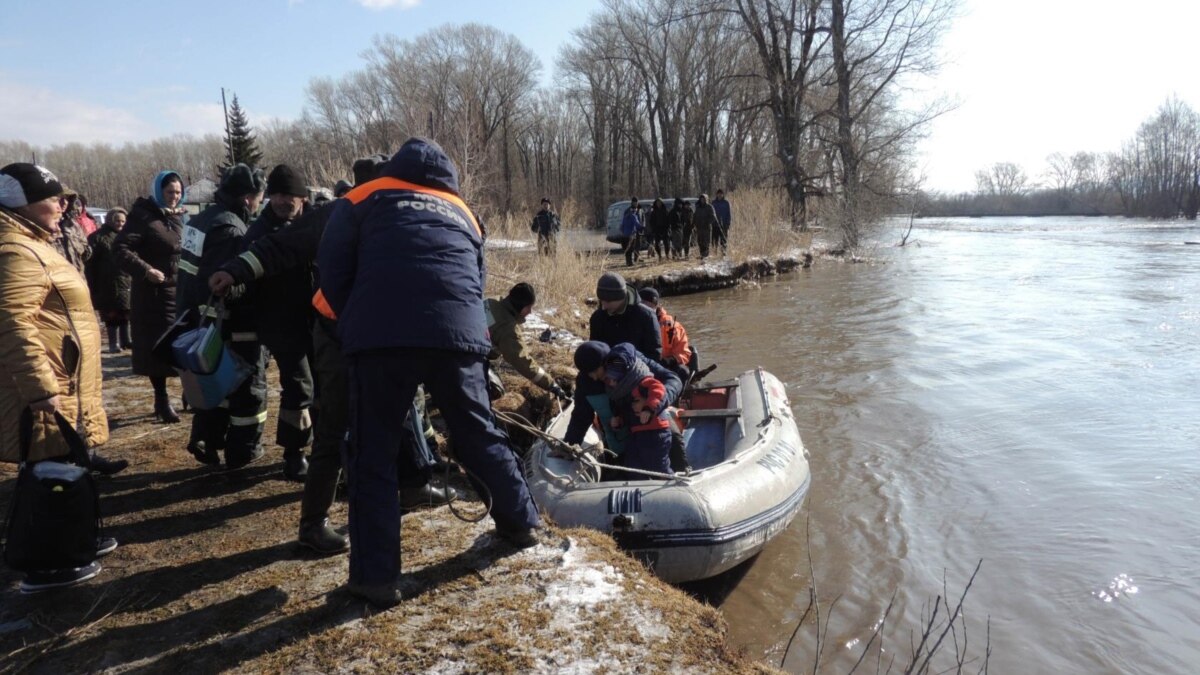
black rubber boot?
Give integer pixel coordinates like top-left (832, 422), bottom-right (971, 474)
top-left (283, 448), bottom-right (309, 482)
top-left (154, 392), bottom-right (180, 424)
top-left (298, 518), bottom-right (348, 554)
top-left (106, 325), bottom-right (121, 354)
top-left (89, 450), bottom-right (128, 476)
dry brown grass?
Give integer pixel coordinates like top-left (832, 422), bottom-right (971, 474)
top-left (724, 188), bottom-right (813, 260)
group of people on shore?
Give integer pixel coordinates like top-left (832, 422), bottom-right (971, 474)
top-left (618, 191), bottom-right (732, 266)
top-left (0, 140), bottom-right (701, 606)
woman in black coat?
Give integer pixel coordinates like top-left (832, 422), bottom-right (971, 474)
top-left (86, 207), bottom-right (132, 353)
top-left (114, 171), bottom-right (186, 423)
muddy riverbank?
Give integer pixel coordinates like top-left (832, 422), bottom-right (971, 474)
top-left (0, 331), bottom-right (781, 675)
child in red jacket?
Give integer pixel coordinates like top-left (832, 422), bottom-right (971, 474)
top-left (604, 343), bottom-right (673, 477)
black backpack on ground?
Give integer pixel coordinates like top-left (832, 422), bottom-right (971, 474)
top-left (3, 409), bottom-right (102, 572)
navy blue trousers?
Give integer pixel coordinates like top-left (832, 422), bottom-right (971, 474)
top-left (345, 348), bottom-right (541, 585)
top-left (621, 427), bottom-right (673, 476)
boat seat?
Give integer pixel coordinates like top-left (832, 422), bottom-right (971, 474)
top-left (678, 408), bottom-right (741, 419)
top-left (689, 380), bottom-right (739, 392)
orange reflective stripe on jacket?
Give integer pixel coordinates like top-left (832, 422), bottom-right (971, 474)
top-left (312, 289), bottom-right (336, 320)
top-left (312, 177), bottom-right (481, 321)
top-left (343, 177), bottom-right (481, 237)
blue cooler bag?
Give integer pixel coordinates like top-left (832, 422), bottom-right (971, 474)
top-left (172, 299), bottom-right (253, 409)
top-left (177, 344), bottom-right (252, 410)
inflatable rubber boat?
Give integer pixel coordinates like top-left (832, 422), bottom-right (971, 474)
top-left (523, 368), bottom-right (810, 583)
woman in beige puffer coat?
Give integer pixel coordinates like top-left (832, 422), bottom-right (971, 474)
top-left (0, 164), bottom-right (111, 465)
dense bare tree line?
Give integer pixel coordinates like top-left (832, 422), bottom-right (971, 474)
top-left (923, 96), bottom-right (1200, 219)
top-left (2, 0), bottom-right (957, 248)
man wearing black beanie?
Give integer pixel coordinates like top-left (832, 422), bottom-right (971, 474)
top-left (177, 162), bottom-right (268, 471)
top-left (485, 282), bottom-right (569, 401)
top-left (245, 164), bottom-right (315, 481)
top-left (588, 271), bottom-right (661, 362)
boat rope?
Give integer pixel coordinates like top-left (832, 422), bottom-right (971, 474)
top-left (441, 456), bottom-right (491, 523)
top-left (493, 408), bottom-right (686, 484)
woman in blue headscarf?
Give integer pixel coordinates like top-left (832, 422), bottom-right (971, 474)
top-left (114, 171), bottom-right (188, 422)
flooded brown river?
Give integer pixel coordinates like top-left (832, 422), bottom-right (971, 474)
top-left (667, 218), bottom-right (1200, 674)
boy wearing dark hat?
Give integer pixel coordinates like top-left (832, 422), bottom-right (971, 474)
top-left (485, 282), bottom-right (569, 401)
top-left (589, 271), bottom-right (662, 363)
top-left (245, 164), bottom-right (315, 481)
top-left (177, 162), bottom-right (269, 471)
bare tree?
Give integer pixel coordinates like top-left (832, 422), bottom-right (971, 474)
top-left (975, 161), bottom-right (1029, 197)
top-left (731, 0), bottom-right (832, 229)
top-left (829, 0), bottom-right (956, 249)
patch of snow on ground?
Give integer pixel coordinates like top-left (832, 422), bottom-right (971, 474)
top-left (699, 258), bottom-right (735, 274)
top-left (525, 311), bottom-right (583, 350)
top-left (486, 238), bottom-right (534, 250)
top-left (543, 541), bottom-right (624, 628)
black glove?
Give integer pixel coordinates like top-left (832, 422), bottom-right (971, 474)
top-left (554, 376), bottom-right (575, 398)
top-left (548, 383), bottom-right (571, 403)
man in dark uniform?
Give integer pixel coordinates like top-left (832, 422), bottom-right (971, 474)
top-left (318, 137), bottom-right (542, 608)
top-left (246, 164), bottom-right (315, 481)
top-left (176, 163), bottom-right (267, 470)
top-left (210, 154), bottom-right (454, 556)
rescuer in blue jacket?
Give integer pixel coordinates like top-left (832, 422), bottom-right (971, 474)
top-left (317, 137), bottom-right (542, 608)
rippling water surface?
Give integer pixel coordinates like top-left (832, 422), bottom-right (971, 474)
top-left (668, 217), bottom-right (1200, 673)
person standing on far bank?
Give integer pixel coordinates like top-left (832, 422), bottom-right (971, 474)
top-left (692, 193), bottom-right (718, 260)
top-left (530, 197), bottom-right (560, 255)
top-left (621, 197), bottom-right (643, 267)
top-left (712, 189), bottom-right (731, 255)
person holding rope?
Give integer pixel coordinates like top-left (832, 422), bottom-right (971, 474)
top-left (318, 138), bottom-right (542, 608)
top-left (485, 282), bottom-right (569, 402)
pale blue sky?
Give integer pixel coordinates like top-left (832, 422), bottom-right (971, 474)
top-left (0, 0), bottom-right (600, 145)
top-left (3, 0), bottom-right (1200, 192)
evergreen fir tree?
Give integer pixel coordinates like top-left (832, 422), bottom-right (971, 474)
top-left (222, 94), bottom-right (263, 170)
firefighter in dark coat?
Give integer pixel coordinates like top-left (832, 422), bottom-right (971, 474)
top-left (176, 163), bottom-right (267, 470)
top-left (529, 197), bottom-right (560, 255)
top-left (245, 164), bottom-right (315, 481)
top-left (210, 154), bottom-right (454, 555)
top-left (318, 137), bottom-right (542, 607)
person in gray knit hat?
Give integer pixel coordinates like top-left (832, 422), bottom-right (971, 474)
top-left (588, 271), bottom-right (661, 362)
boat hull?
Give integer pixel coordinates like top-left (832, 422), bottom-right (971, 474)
top-left (524, 369), bottom-right (810, 583)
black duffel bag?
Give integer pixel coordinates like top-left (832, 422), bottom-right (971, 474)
top-left (3, 409), bottom-right (101, 572)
